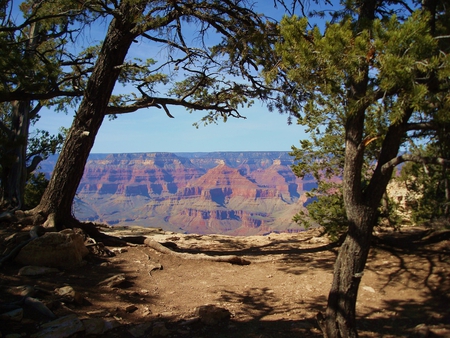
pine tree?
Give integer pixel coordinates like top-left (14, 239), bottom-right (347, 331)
top-left (264, 1), bottom-right (450, 336)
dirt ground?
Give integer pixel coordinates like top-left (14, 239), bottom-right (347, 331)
top-left (1, 224), bottom-right (450, 337)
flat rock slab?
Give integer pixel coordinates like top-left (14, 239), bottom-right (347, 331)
top-left (15, 229), bottom-right (88, 269)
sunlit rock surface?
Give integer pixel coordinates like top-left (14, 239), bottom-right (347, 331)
top-left (43, 152), bottom-right (320, 235)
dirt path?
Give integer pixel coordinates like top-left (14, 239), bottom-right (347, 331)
top-left (1, 225), bottom-right (449, 337)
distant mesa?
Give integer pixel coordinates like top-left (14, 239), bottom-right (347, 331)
top-left (43, 151), bottom-right (320, 235)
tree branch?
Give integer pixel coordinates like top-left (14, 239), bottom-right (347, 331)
top-left (27, 155), bottom-right (43, 175)
top-left (381, 154), bottom-right (450, 174)
top-left (0, 90), bottom-right (83, 103)
top-left (403, 122), bottom-right (438, 132)
top-left (105, 96), bottom-right (244, 119)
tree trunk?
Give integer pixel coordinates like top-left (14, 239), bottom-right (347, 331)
top-left (1, 19), bottom-right (39, 210)
top-left (34, 2), bottom-right (144, 229)
top-left (1, 100), bottom-right (30, 210)
top-left (319, 206), bottom-right (378, 338)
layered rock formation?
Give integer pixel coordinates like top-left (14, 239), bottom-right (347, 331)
top-left (47, 152), bottom-right (317, 235)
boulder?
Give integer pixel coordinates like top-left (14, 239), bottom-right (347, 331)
top-left (15, 230), bottom-right (88, 269)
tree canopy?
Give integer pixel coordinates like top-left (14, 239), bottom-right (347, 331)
top-left (21, 0), bottom-right (273, 231)
top-left (0, 0), bottom-right (272, 211)
top-left (263, 0), bottom-right (450, 336)
top-left (0, 0), bottom-right (93, 209)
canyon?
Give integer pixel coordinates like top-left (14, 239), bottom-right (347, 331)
top-left (41, 152), bottom-right (318, 235)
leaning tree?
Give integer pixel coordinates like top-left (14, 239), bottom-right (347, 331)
top-left (25, 0), bottom-right (270, 230)
top-left (263, 0), bottom-right (450, 337)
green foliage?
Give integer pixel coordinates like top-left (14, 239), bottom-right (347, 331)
top-left (293, 181), bottom-right (347, 240)
top-left (24, 172), bottom-right (48, 209)
top-left (379, 189), bottom-right (402, 229)
top-left (0, 1), bottom-right (93, 208)
top-left (28, 129), bottom-right (65, 160)
top-left (399, 143), bottom-right (450, 223)
top-left (264, 4), bottom-right (450, 235)
top-left (1, 1), bottom-right (91, 98)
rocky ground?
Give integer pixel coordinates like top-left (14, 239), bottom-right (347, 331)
top-left (1, 224), bottom-right (450, 337)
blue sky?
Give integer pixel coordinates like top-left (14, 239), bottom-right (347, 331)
top-left (31, 2), bottom-right (330, 154)
top-left (37, 101), bottom-right (303, 153)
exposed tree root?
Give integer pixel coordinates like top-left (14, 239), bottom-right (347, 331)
top-left (109, 235), bottom-right (251, 265)
top-left (372, 228), bottom-right (450, 251)
top-left (143, 238), bottom-right (251, 265)
top-left (2, 211), bottom-right (252, 266)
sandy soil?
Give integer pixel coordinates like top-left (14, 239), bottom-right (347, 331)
top-left (1, 225), bottom-right (449, 337)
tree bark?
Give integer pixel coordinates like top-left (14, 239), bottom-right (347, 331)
top-left (2, 101), bottom-right (30, 210)
top-left (320, 107), bottom-right (413, 337)
top-left (1, 19), bottom-right (39, 210)
top-left (319, 206), bottom-right (379, 338)
top-left (318, 1), bottom-right (391, 336)
top-left (34, 2), bottom-right (145, 228)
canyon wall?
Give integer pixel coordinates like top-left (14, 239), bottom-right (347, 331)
top-left (45, 152), bottom-right (317, 235)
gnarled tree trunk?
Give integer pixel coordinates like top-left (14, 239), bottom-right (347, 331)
top-left (319, 105), bottom-right (411, 337)
top-left (319, 207), bottom-right (379, 338)
top-left (32, 2), bottom-right (145, 229)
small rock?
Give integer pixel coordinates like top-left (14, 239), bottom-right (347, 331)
top-left (142, 307), bottom-right (152, 316)
top-left (0, 308), bottom-right (23, 322)
top-left (411, 323), bottom-right (430, 338)
top-left (18, 266), bottom-right (60, 276)
top-left (125, 304), bottom-right (138, 313)
top-left (128, 291), bottom-right (141, 297)
top-left (8, 285), bottom-right (35, 297)
top-left (308, 236), bottom-right (328, 244)
top-left (362, 286), bottom-right (376, 293)
top-left (86, 309), bottom-right (110, 317)
top-left (98, 274), bottom-right (127, 288)
top-left (194, 304), bottom-right (231, 325)
top-left (54, 286), bottom-right (84, 304)
top-left (82, 317), bottom-right (120, 335)
top-left (31, 314), bottom-right (84, 338)
top-left (111, 247), bottom-right (128, 254)
top-left (24, 297), bottom-right (56, 319)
